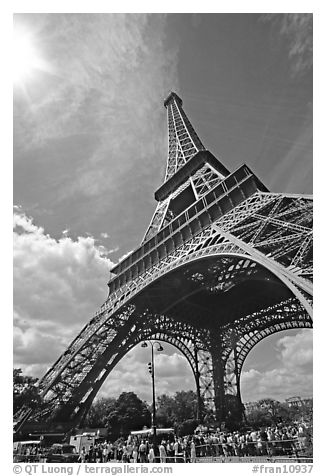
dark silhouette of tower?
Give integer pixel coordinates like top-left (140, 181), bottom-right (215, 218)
top-left (15, 92), bottom-right (312, 432)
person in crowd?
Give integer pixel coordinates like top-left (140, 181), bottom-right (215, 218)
top-left (184, 438), bottom-right (191, 462)
top-left (95, 445), bottom-right (103, 463)
top-left (190, 439), bottom-right (196, 463)
top-left (257, 435), bottom-right (263, 455)
top-left (78, 446), bottom-right (86, 463)
top-left (102, 444), bottom-right (108, 463)
top-left (148, 444), bottom-right (155, 463)
top-left (131, 442), bottom-right (138, 463)
top-left (122, 444), bottom-right (129, 463)
top-left (138, 440), bottom-right (147, 463)
top-left (88, 445), bottom-right (95, 463)
top-left (166, 440), bottom-right (174, 461)
top-left (159, 441), bottom-right (167, 463)
top-left (126, 441), bottom-right (133, 463)
top-left (238, 432), bottom-right (247, 457)
top-left (173, 438), bottom-right (179, 463)
top-left (48, 419), bottom-right (310, 464)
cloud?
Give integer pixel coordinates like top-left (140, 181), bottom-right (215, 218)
top-left (14, 14), bottom-right (179, 202)
top-left (241, 330), bottom-right (313, 402)
top-left (276, 331), bottom-right (313, 374)
top-left (14, 215), bottom-right (312, 405)
top-left (13, 212), bottom-right (196, 400)
top-left (13, 212), bottom-right (115, 376)
top-left (260, 14), bottom-right (312, 77)
top-left (98, 345), bottom-right (195, 403)
top-left (98, 331), bottom-right (313, 404)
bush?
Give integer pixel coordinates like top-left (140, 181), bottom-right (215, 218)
top-left (175, 419), bottom-right (198, 436)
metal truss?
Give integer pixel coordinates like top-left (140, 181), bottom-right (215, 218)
top-left (223, 298), bottom-right (312, 400)
top-left (164, 92), bottom-right (205, 180)
top-left (15, 92), bottom-right (313, 432)
top-left (191, 163), bottom-right (223, 199)
top-left (143, 93), bottom-right (226, 243)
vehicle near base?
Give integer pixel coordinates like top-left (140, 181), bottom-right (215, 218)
top-left (70, 433), bottom-right (97, 454)
top-left (46, 443), bottom-right (79, 463)
top-left (13, 440), bottom-right (41, 462)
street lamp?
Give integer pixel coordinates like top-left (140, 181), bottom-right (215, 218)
top-left (141, 340), bottom-right (163, 446)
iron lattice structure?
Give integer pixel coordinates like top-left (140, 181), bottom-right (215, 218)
top-left (15, 92), bottom-right (312, 431)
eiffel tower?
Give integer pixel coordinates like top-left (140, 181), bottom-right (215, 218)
top-left (15, 92), bottom-right (313, 432)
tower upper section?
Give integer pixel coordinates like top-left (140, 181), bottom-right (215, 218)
top-left (109, 92), bottom-right (269, 283)
top-left (137, 92), bottom-right (232, 243)
top-left (163, 91), bottom-right (206, 181)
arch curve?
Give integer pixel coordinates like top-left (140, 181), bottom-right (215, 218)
top-left (224, 302), bottom-right (312, 402)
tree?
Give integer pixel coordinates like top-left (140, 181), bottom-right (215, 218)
top-left (84, 397), bottom-right (116, 428)
top-left (156, 390), bottom-right (198, 427)
top-left (245, 398), bottom-right (292, 428)
top-left (84, 392), bottom-right (151, 440)
top-left (13, 368), bottom-right (42, 415)
top-left (173, 390), bottom-right (198, 422)
top-left (286, 401), bottom-right (313, 427)
top-left (175, 419), bottom-right (198, 436)
top-left (156, 394), bottom-right (176, 427)
top-left (106, 392), bottom-right (151, 438)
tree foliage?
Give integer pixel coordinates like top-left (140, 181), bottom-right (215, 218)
top-left (156, 390), bottom-right (197, 427)
top-left (13, 368), bottom-right (42, 415)
top-left (85, 397), bottom-right (116, 428)
top-left (85, 390), bottom-right (199, 438)
top-left (107, 392), bottom-right (151, 436)
top-left (245, 398), bottom-right (307, 428)
top-left (85, 392), bottom-right (151, 439)
top-left (175, 419), bottom-right (198, 436)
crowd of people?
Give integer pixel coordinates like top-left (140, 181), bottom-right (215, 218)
top-left (76, 422), bottom-right (312, 463)
top-left (14, 421), bottom-right (312, 463)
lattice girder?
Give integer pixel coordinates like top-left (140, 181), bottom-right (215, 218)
top-left (30, 244), bottom-right (310, 425)
top-left (27, 200), bottom-right (312, 424)
top-left (14, 93), bottom-right (313, 432)
top-left (222, 298), bottom-right (312, 402)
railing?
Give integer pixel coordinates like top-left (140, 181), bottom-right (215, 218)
top-left (14, 438), bottom-right (312, 464)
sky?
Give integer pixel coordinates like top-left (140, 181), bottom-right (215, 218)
top-left (13, 13), bottom-right (313, 405)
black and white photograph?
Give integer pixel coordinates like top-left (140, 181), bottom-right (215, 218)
top-left (12, 10), bottom-right (313, 467)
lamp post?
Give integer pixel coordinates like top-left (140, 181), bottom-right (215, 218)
top-left (141, 340), bottom-right (163, 446)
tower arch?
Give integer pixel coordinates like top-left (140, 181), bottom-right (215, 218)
top-left (14, 92), bottom-right (312, 433)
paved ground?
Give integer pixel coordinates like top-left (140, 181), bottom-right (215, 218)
top-left (195, 456), bottom-right (313, 463)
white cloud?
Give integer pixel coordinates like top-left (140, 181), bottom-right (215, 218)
top-left (14, 14), bottom-right (179, 201)
top-left (13, 212), bottom-right (195, 399)
top-left (14, 219), bottom-right (312, 405)
top-left (241, 330), bottom-right (313, 402)
top-left (13, 212), bottom-right (115, 376)
top-left (98, 346), bottom-right (195, 402)
top-left (260, 14), bottom-right (312, 77)
top-left (276, 331), bottom-right (313, 373)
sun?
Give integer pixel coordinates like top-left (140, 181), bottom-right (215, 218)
top-left (13, 26), bottom-right (46, 85)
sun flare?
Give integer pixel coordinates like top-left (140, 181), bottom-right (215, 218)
top-left (13, 26), bottom-right (46, 85)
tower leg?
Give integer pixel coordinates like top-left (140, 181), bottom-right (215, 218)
top-left (210, 329), bottom-right (227, 427)
top-left (194, 344), bottom-right (204, 423)
top-left (232, 332), bottom-right (245, 423)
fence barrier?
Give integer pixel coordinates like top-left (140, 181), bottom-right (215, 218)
top-left (14, 437), bottom-right (312, 464)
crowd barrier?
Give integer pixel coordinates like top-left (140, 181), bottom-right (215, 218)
top-left (14, 437), bottom-right (312, 464)
top-left (194, 456), bottom-right (313, 464)
top-left (151, 438), bottom-right (312, 463)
